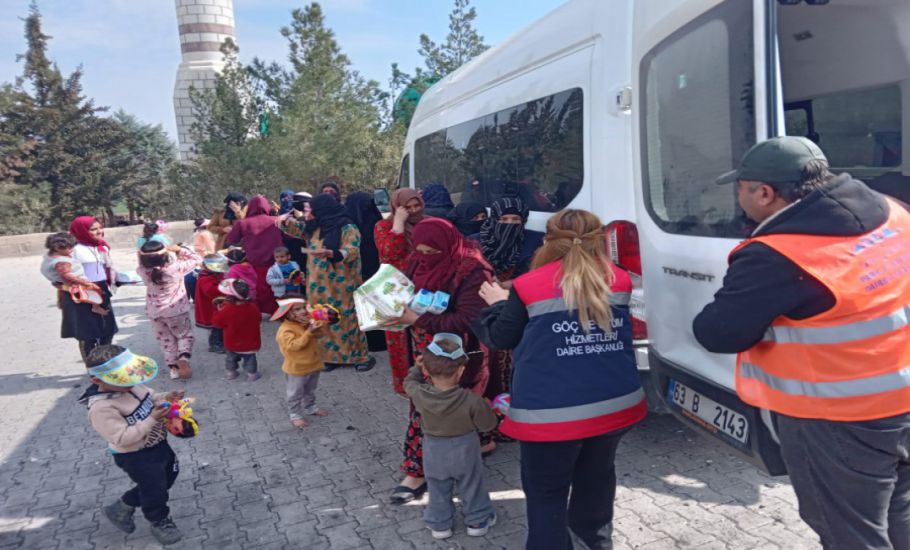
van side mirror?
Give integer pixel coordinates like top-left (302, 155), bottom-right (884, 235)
top-left (374, 188), bottom-right (391, 213)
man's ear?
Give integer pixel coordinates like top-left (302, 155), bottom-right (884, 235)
top-left (758, 183), bottom-right (779, 206)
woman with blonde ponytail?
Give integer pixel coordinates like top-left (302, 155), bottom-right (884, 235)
top-left (476, 209), bottom-right (645, 550)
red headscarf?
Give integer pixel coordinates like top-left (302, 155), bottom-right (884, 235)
top-left (407, 217), bottom-right (490, 292)
top-left (69, 216), bottom-right (109, 252)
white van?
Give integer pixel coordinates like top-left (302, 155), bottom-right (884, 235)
top-left (398, 0), bottom-right (909, 475)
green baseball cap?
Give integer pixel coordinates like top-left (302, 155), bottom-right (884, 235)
top-left (716, 136), bottom-right (827, 185)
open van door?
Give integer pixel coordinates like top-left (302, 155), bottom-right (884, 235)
top-left (631, 0), bottom-right (787, 474)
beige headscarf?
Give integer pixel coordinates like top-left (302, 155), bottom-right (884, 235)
top-left (391, 188), bottom-right (426, 237)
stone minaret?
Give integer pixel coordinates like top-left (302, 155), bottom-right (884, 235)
top-left (173, 0), bottom-right (237, 160)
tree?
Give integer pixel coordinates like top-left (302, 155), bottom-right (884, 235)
top-left (187, 2), bottom-right (402, 202)
top-left (418, 0), bottom-right (488, 78)
top-left (107, 111), bottom-right (178, 223)
top-left (390, 0), bottom-right (488, 127)
top-left (190, 39), bottom-right (261, 150)
top-left (0, 3), bottom-right (179, 233)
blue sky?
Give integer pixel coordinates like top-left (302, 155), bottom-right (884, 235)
top-left (0, 0), bottom-right (564, 142)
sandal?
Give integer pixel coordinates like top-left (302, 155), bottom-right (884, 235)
top-left (355, 356), bottom-right (376, 372)
top-left (389, 482), bottom-right (427, 505)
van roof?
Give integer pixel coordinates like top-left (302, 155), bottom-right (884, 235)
top-left (410, 0), bottom-right (603, 127)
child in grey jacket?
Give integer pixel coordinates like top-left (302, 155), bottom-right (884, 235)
top-left (404, 333), bottom-right (499, 540)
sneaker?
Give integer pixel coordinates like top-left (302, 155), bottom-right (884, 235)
top-left (209, 346), bottom-right (226, 354)
top-left (225, 370), bottom-right (239, 381)
top-left (169, 367), bottom-right (179, 380)
top-left (150, 516), bottom-right (182, 545)
top-left (466, 513), bottom-right (497, 537)
top-left (247, 372), bottom-right (262, 382)
top-left (428, 526), bottom-right (453, 540)
top-left (102, 500), bottom-right (135, 534)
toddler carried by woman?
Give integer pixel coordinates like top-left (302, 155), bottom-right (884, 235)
top-left (41, 232), bottom-right (108, 316)
top-left (137, 241), bottom-right (201, 380)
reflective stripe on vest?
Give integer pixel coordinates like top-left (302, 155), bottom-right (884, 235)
top-left (762, 303), bottom-right (910, 344)
top-left (733, 198), bottom-right (910, 420)
top-left (740, 362), bottom-right (910, 398)
top-left (526, 293), bottom-right (631, 318)
top-left (508, 387), bottom-right (645, 423)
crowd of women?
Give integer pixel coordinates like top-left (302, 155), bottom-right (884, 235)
top-left (45, 180), bottom-right (644, 550)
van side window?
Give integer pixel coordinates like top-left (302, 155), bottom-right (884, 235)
top-left (640, 1), bottom-right (755, 238)
top-left (397, 154), bottom-right (410, 189)
top-left (412, 88), bottom-right (584, 212)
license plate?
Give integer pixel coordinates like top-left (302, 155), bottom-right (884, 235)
top-left (667, 380), bottom-right (749, 445)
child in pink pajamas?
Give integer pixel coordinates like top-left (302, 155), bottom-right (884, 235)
top-left (138, 241), bottom-right (201, 380)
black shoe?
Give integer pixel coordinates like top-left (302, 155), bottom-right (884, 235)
top-left (209, 346), bottom-right (226, 354)
top-left (150, 517), bottom-right (182, 545)
top-left (323, 363), bottom-right (339, 372)
top-left (390, 482), bottom-right (427, 505)
top-left (102, 500), bottom-right (135, 533)
top-left (355, 357), bottom-right (376, 372)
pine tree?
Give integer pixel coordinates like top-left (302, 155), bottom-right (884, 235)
top-left (418, 0), bottom-right (489, 78)
top-left (390, 0), bottom-right (489, 127)
top-left (1, 3), bottom-right (118, 228)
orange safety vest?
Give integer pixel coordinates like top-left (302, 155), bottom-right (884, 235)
top-left (731, 199), bottom-right (910, 421)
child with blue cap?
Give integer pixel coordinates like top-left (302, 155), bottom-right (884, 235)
top-left (404, 333), bottom-right (499, 540)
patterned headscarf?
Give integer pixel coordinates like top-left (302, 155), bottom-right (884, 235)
top-left (479, 196), bottom-right (529, 275)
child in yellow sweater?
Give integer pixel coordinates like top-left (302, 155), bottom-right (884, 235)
top-left (272, 298), bottom-right (330, 428)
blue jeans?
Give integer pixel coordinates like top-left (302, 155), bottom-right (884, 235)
top-left (225, 352), bottom-right (258, 374)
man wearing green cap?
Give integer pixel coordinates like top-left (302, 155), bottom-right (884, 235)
top-left (694, 136), bottom-right (910, 550)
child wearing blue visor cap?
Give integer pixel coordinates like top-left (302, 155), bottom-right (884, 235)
top-left (79, 344), bottom-right (186, 545)
top-left (404, 333), bottom-right (499, 540)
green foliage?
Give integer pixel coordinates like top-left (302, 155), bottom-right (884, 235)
top-left (391, 0), bottom-right (488, 127)
top-left (188, 2), bottom-right (403, 203)
top-left (418, 0), bottom-right (488, 78)
top-left (0, 3), bottom-right (178, 234)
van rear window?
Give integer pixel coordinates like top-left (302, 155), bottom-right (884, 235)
top-left (640, 0), bottom-right (755, 238)
top-left (413, 88), bottom-right (584, 213)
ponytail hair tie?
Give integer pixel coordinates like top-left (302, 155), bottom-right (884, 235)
top-left (572, 237), bottom-right (582, 245)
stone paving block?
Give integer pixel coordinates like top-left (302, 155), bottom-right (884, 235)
top-left (0, 250), bottom-right (823, 550)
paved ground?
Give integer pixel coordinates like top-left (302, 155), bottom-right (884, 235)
top-left (0, 250), bottom-right (821, 549)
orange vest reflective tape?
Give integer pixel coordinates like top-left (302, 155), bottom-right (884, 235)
top-left (731, 199), bottom-right (910, 421)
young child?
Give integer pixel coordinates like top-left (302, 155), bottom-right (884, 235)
top-left (195, 253), bottom-right (228, 354)
top-left (211, 278), bottom-right (262, 381)
top-left (138, 241), bottom-right (201, 380)
top-left (404, 333), bottom-right (499, 540)
top-left (272, 298), bottom-right (329, 428)
top-left (266, 246), bottom-right (302, 298)
top-left (40, 232), bottom-right (109, 316)
top-left (80, 344), bottom-right (185, 545)
top-left (137, 220), bottom-right (173, 250)
top-left (225, 247), bottom-right (257, 302)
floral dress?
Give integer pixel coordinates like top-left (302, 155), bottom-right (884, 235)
top-left (284, 222), bottom-right (369, 365)
top-left (374, 219), bottom-right (412, 394)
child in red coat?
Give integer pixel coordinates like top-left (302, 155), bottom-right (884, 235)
top-left (225, 247), bottom-right (257, 302)
top-left (211, 278), bottom-right (262, 381)
top-left (195, 254), bottom-right (227, 353)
